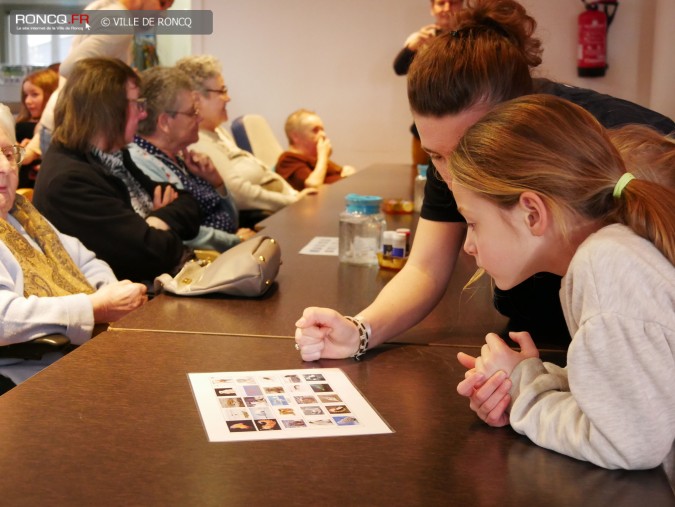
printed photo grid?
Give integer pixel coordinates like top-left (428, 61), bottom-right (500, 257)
top-left (189, 368), bottom-right (393, 442)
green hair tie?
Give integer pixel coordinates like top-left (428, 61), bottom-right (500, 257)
top-left (613, 173), bottom-right (635, 199)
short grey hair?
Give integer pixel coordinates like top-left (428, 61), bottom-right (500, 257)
top-left (0, 103), bottom-right (17, 142)
top-left (137, 66), bottom-right (194, 136)
top-left (174, 55), bottom-right (222, 95)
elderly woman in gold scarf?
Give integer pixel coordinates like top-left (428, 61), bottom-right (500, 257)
top-left (0, 104), bottom-right (147, 392)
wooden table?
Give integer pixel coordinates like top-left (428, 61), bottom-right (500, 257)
top-left (1, 330), bottom-right (671, 507)
top-left (111, 164), bottom-right (510, 348)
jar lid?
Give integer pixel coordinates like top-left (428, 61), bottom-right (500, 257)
top-left (345, 193), bottom-right (382, 214)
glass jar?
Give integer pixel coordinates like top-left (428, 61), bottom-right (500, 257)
top-left (339, 193), bottom-right (386, 265)
top-left (413, 163), bottom-right (428, 213)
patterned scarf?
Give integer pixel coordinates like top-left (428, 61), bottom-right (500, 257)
top-left (0, 194), bottom-right (94, 297)
top-left (91, 147), bottom-right (154, 218)
top-left (134, 136), bottom-right (236, 232)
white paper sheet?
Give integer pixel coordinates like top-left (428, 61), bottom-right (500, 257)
top-left (299, 236), bottom-right (339, 256)
top-left (188, 368), bottom-right (393, 442)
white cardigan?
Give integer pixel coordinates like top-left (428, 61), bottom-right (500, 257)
top-left (0, 215), bottom-right (117, 383)
top-left (190, 127), bottom-right (298, 212)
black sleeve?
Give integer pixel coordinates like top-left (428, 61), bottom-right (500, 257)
top-left (419, 166), bottom-right (465, 223)
top-left (122, 149), bottom-right (202, 240)
top-left (393, 47), bottom-right (416, 76)
top-left (35, 152), bottom-right (194, 282)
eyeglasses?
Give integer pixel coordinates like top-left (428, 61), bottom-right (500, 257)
top-left (166, 108), bottom-right (200, 119)
top-left (204, 87), bottom-right (228, 97)
top-left (0, 144), bottom-right (25, 166)
top-left (128, 97), bottom-right (147, 113)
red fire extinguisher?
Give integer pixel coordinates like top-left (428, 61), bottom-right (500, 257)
top-left (578, 0), bottom-right (619, 77)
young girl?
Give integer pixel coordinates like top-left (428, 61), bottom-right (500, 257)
top-left (15, 68), bottom-right (59, 188)
top-left (453, 94), bottom-right (675, 470)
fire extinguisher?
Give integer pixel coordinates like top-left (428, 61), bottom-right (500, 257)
top-left (578, 0), bottom-right (619, 77)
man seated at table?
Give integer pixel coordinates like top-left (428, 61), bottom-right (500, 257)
top-left (0, 103), bottom-right (147, 392)
top-left (276, 109), bottom-right (356, 191)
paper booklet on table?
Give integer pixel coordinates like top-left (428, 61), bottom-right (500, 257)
top-left (188, 368), bottom-right (393, 442)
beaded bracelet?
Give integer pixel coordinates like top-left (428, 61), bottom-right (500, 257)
top-left (345, 315), bottom-right (370, 361)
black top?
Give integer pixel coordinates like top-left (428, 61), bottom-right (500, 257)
top-left (420, 80), bottom-right (675, 346)
top-left (33, 143), bottom-right (202, 282)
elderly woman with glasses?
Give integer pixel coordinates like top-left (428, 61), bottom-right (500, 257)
top-left (33, 57), bottom-right (201, 283)
top-left (129, 66), bottom-right (255, 251)
top-left (175, 55), bottom-right (315, 226)
top-left (0, 103), bottom-right (147, 391)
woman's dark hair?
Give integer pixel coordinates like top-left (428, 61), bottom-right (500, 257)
top-left (53, 57), bottom-right (139, 152)
top-left (408, 0), bottom-right (542, 116)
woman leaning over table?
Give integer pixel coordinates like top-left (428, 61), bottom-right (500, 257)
top-left (129, 66), bottom-right (255, 252)
top-left (33, 57), bottom-right (201, 283)
top-left (0, 104), bottom-right (147, 390)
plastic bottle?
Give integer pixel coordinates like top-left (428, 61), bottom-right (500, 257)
top-left (339, 193), bottom-right (387, 265)
top-left (395, 228), bottom-right (411, 257)
top-left (382, 231), bottom-right (396, 257)
top-left (391, 232), bottom-right (407, 258)
top-left (413, 164), bottom-right (428, 213)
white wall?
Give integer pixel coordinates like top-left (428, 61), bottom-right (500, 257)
top-left (162, 0), bottom-right (673, 168)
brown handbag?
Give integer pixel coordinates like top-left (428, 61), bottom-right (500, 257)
top-left (154, 236), bottom-right (281, 297)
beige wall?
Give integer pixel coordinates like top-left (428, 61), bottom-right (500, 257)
top-left (522, 0), bottom-right (674, 119)
top-left (172, 0), bottom-right (673, 168)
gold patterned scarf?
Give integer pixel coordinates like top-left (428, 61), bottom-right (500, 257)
top-left (0, 194), bottom-right (94, 297)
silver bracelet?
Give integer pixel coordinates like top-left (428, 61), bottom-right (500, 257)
top-left (345, 315), bottom-right (370, 361)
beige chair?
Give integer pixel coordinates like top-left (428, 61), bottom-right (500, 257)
top-left (231, 114), bottom-right (284, 168)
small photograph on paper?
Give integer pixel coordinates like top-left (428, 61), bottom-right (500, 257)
top-left (281, 419), bottom-right (307, 429)
top-left (334, 416), bottom-right (359, 426)
top-left (244, 396), bottom-right (267, 407)
top-left (326, 405), bottom-right (350, 414)
top-left (301, 406), bottom-right (324, 416)
top-left (283, 374), bottom-right (302, 384)
top-left (219, 397), bottom-right (245, 408)
top-left (251, 407), bottom-right (274, 419)
top-left (227, 420), bottom-right (257, 432)
top-left (294, 395), bottom-right (317, 404)
top-left (309, 383), bottom-right (333, 393)
top-left (318, 394), bottom-right (342, 403)
top-left (243, 385), bottom-right (263, 396)
top-left (268, 395), bottom-right (290, 406)
top-left (263, 386), bottom-right (285, 394)
top-left (225, 408), bottom-right (250, 420)
top-left (307, 418), bottom-right (334, 428)
top-left (255, 419), bottom-right (281, 431)
top-left (289, 383), bottom-right (312, 394)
